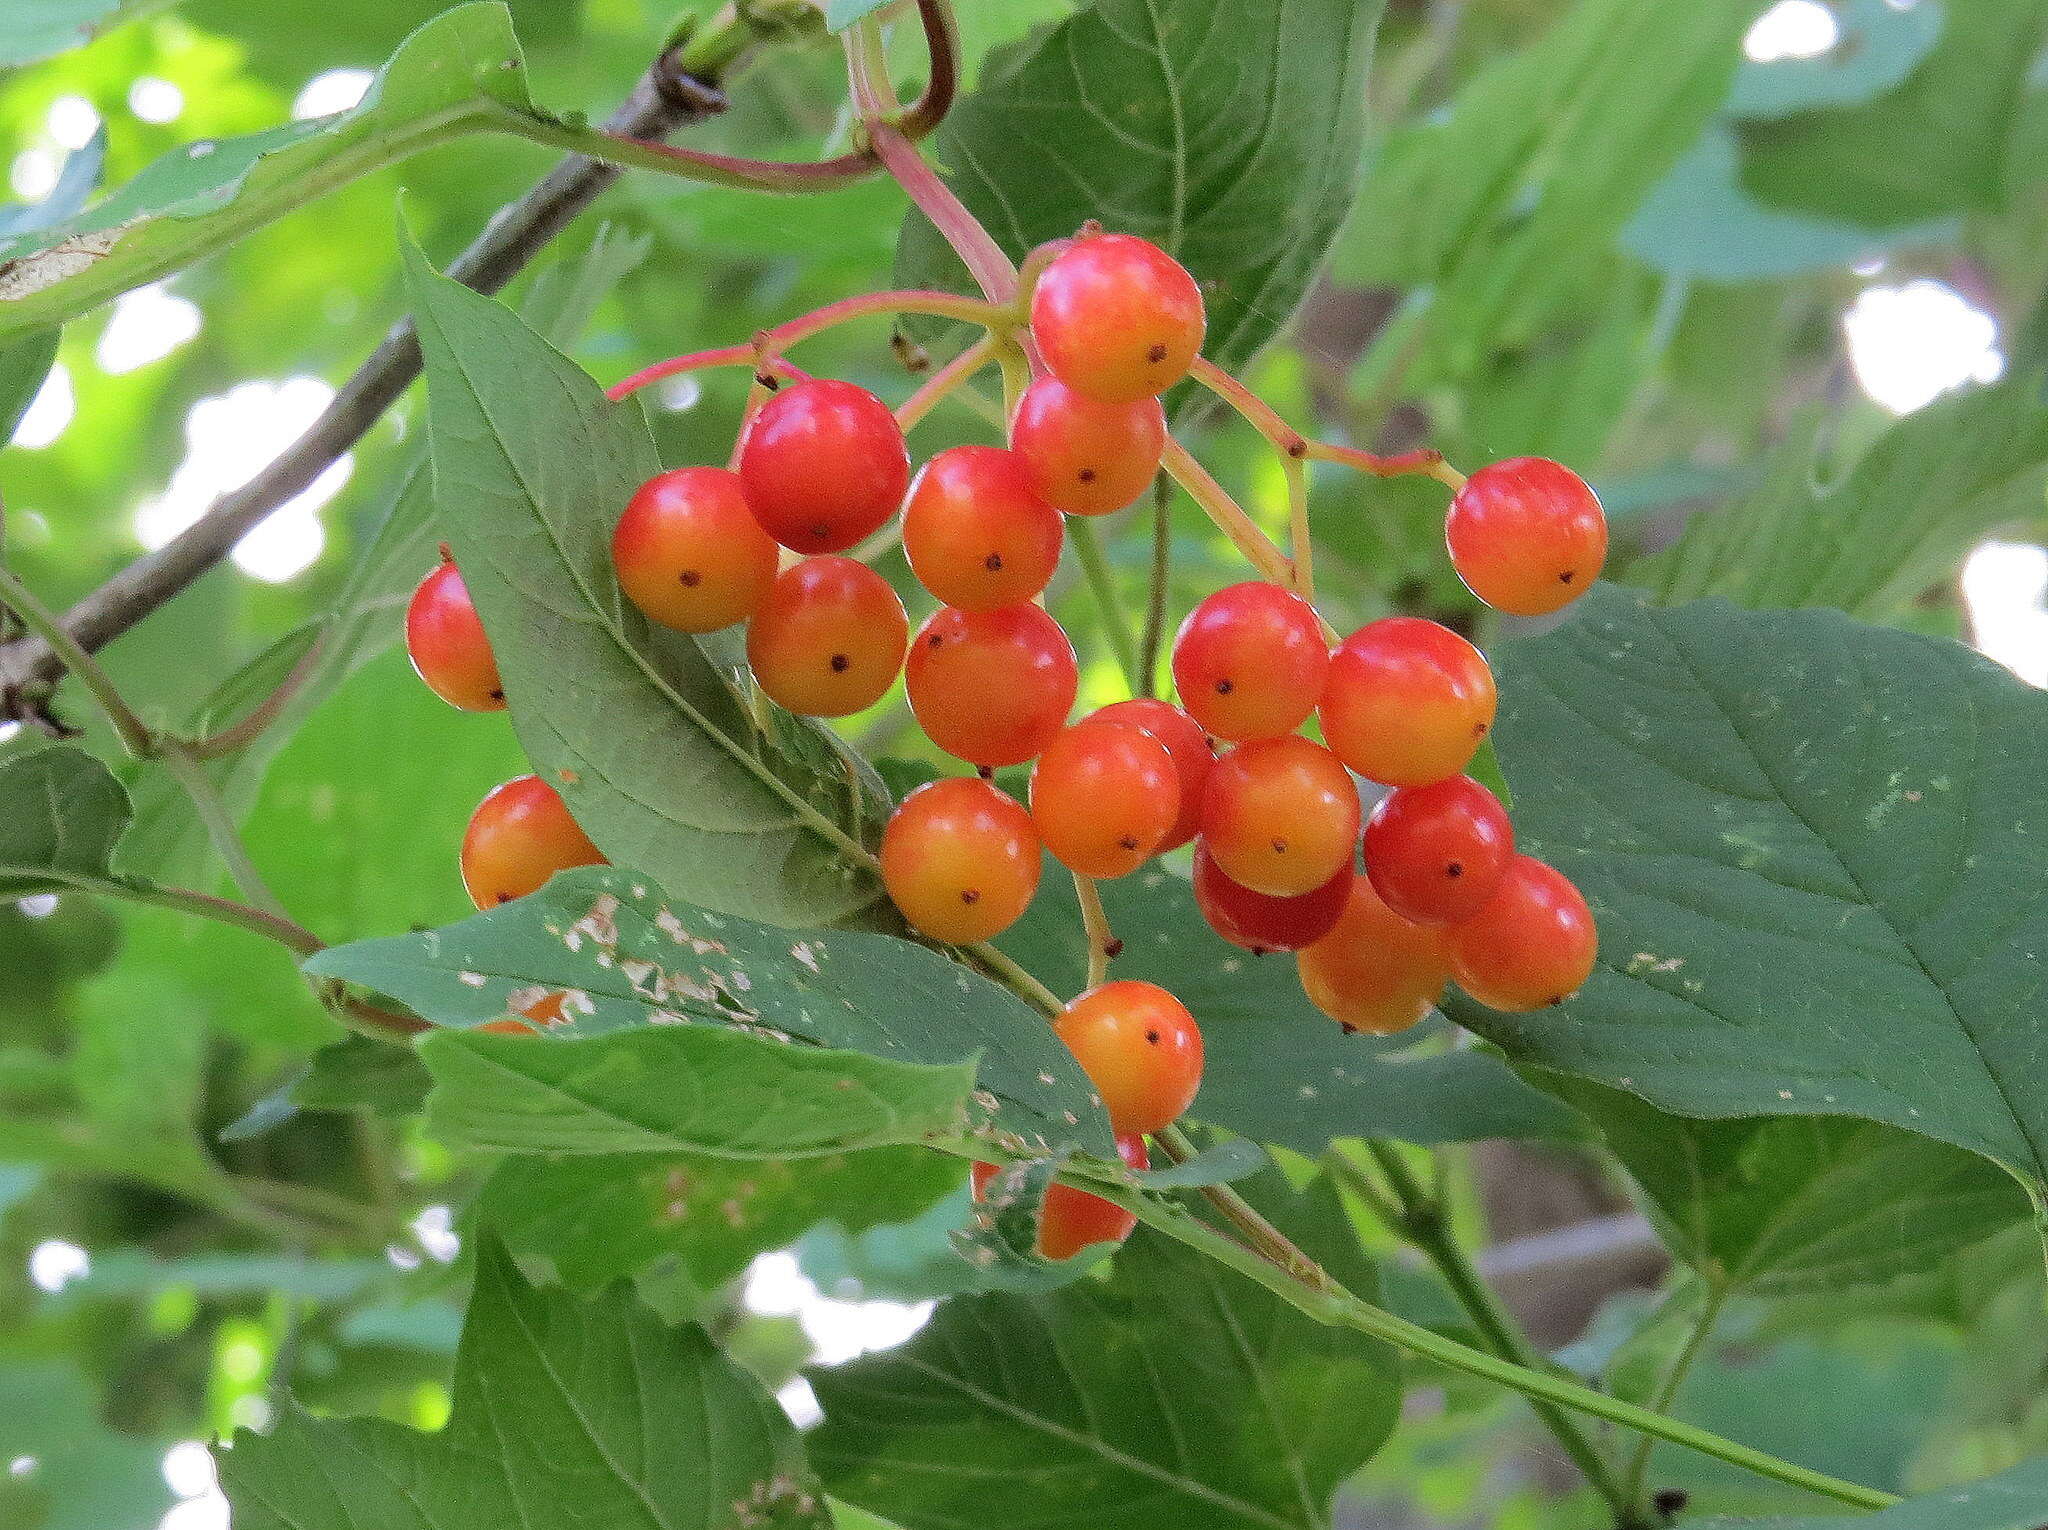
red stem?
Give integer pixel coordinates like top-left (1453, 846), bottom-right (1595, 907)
top-left (607, 346), bottom-right (808, 403)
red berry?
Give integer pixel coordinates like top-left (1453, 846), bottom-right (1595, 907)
top-left (1446, 457), bottom-right (1607, 616)
top-left (737, 378), bottom-right (910, 554)
top-left (1030, 233), bottom-right (1205, 404)
top-left (906, 604), bottom-right (1077, 767)
top-left (1321, 617), bottom-right (1496, 787)
top-left (902, 445), bottom-right (1064, 612)
top-left (1010, 375), bottom-right (1166, 516)
top-left (746, 556), bottom-right (907, 718)
top-left (406, 555), bottom-right (504, 712)
top-left (1172, 582), bottom-right (1329, 742)
top-left (972, 1133), bottom-right (1147, 1261)
top-left (1363, 775), bottom-right (1513, 924)
top-left (1191, 841), bottom-right (1348, 953)
top-left (460, 775), bottom-right (607, 910)
top-left (1054, 979), bottom-right (1203, 1136)
top-left (1088, 698), bottom-right (1212, 850)
top-left (1201, 736), bottom-right (1360, 898)
top-left (1297, 873), bottom-right (1451, 1036)
top-left (1449, 855), bottom-right (1598, 1012)
top-left (612, 466), bottom-right (779, 634)
top-left (881, 777), bottom-right (1042, 944)
top-left (1030, 721), bottom-right (1180, 879)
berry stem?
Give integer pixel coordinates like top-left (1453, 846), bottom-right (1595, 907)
top-left (1138, 477), bottom-right (1171, 698)
top-left (895, 333), bottom-right (1001, 433)
top-left (1186, 361), bottom-right (1314, 597)
top-left (967, 940), bottom-right (1063, 1016)
top-left (607, 345), bottom-right (808, 403)
top-left (1073, 872), bottom-right (1115, 989)
top-left (1339, 1144), bottom-right (1636, 1522)
top-left (1068, 518), bottom-right (1144, 696)
top-left (1160, 441), bottom-right (1337, 640)
top-left (0, 561), bottom-right (155, 759)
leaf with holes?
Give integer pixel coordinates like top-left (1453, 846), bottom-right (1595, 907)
top-left (306, 865), bottom-right (1110, 1155)
top-left (998, 865), bottom-right (1578, 1151)
top-left (812, 1168), bottom-right (1398, 1530)
top-left (216, 1237), bottom-right (833, 1530)
top-left (1446, 587), bottom-right (2048, 1225)
top-left (895, 0), bottom-right (1382, 385)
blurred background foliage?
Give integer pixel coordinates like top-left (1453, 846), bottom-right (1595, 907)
top-left (1, 1), bottom-right (2046, 1527)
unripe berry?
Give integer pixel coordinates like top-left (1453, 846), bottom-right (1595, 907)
top-left (1054, 979), bottom-right (1203, 1136)
top-left (460, 775), bottom-right (606, 910)
top-left (1449, 855), bottom-right (1598, 1012)
top-left (1446, 457), bottom-right (1607, 616)
top-left (1191, 841), bottom-right (1349, 953)
top-left (1363, 775), bottom-right (1513, 924)
top-left (737, 378), bottom-right (910, 554)
top-left (1172, 582), bottom-right (1329, 742)
top-left (1030, 233), bottom-right (1205, 404)
top-left (1201, 736), bottom-right (1360, 898)
top-left (1321, 617), bottom-right (1495, 787)
top-left (1030, 721), bottom-right (1180, 879)
top-left (902, 445), bottom-right (1063, 612)
top-left (906, 603), bottom-right (1077, 768)
top-left (1009, 375), bottom-right (1166, 516)
top-left (746, 556), bottom-right (907, 718)
top-left (1088, 698), bottom-right (1212, 851)
top-left (406, 553), bottom-right (504, 712)
top-left (881, 777), bottom-right (1042, 944)
top-left (1297, 873), bottom-right (1452, 1035)
top-left (972, 1133), bottom-right (1147, 1261)
top-left (613, 466), bottom-right (778, 633)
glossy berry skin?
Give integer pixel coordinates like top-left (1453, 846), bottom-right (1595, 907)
top-left (1030, 233), bottom-right (1206, 404)
top-left (902, 445), bottom-right (1064, 612)
top-left (973, 1134), bottom-right (1147, 1262)
top-left (1031, 721), bottom-right (1180, 879)
top-left (1089, 698), bottom-right (1212, 850)
top-left (460, 775), bottom-right (606, 910)
top-left (1054, 980), bottom-right (1203, 1137)
top-left (906, 603), bottom-right (1077, 767)
top-left (612, 466), bottom-right (778, 633)
top-left (737, 378), bottom-right (910, 554)
top-left (1297, 873), bottom-right (1452, 1035)
top-left (880, 777), bottom-right (1041, 944)
top-left (406, 557), bottom-right (504, 712)
top-left (1446, 457), bottom-right (1608, 616)
top-left (1191, 841), bottom-right (1349, 953)
top-left (1200, 736), bottom-right (1360, 897)
top-left (1363, 775), bottom-right (1514, 924)
top-left (1009, 375), bottom-right (1166, 516)
top-left (746, 556), bottom-right (907, 718)
top-left (1172, 582), bottom-right (1329, 742)
top-left (1321, 617), bottom-right (1495, 787)
top-left (1449, 855), bottom-right (1598, 1012)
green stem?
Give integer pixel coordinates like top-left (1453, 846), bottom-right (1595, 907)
top-left (0, 563), bottom-right (154, 757)
top-left (1348, 1145), bottom-right (1637, 1524)
top-left (27, 866), bottom-right (321, 956)
top-left (157, 738), bottom-right (294, 922)
top-left (1070, 518), bottom-right (1143, 696)
top-left (1620, 1280), bottom-right (1733, 1510)
top-left (1138, 477), bottom-right (1170, 698)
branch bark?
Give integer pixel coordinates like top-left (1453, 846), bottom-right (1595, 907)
top-left (0, 39), bottom-right (736, 722)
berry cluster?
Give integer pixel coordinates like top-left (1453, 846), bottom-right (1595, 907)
top-left (403, 229), bottom-right (1607, 1261)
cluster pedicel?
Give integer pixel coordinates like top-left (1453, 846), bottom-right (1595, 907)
top-left (401, 228), bottom-right (1611, 1262)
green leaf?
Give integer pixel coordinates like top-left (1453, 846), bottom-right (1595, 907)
top-left (474, 1147), bottom-right (962, 1293)
top-left (812, 1171), bottom-right (1399, 1530)
top-left (1445, 587), bottom-right (2048, 1217)
top-left (1532, 1071), bottom-right (2031, 1295)
top-left (1630, 373), bottom-right (2048, 618)
top-left (419, 1023), bottom-right (975, 1159)
top-left (0, 746), bottom-right (130, 895)
top-left (895, 0), bottom-right (1382, 382)
top-left (824, 0), bottom-right (891, 30)
top-left (1724, 0), bottom-right (1943, 121)
top-left (998, 866), bottom-right (1578, 1150)
top-left (401, 226), bottom-right (889, 929)
top-left (0, 326), bottom-right (57, 443)
top-left (1737, 0), bottom-right (2048, 229)
top-left (0, 0), bottom-right (173, 66)
top-left (307, 865), bottom-right (1111, 1154)
top-left (0, 1361), bottom-right (174, 1530)
top-left (1698, 1455), bottom-right (2048, 1530)
top-left (220, 1033), bottom-right (434, 1142)
top-left (0, 5), bottom-right (546, 339)
top-left (218, 1237), bottom-right (833, 1530)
